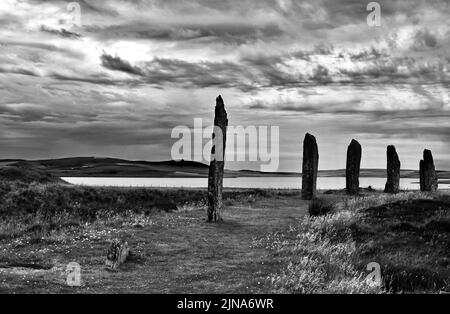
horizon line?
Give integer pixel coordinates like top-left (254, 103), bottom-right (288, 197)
top-left (1, 156), bottom-right (449, 173)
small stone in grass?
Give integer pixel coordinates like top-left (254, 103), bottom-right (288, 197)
top-left (105, 239), bottom-right (130, 270)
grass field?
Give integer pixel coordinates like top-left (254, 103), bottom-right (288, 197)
top-left (0, 187), bottom-right (304, 293)
top-left (257, 192), bottom-right (449, 293)
top-left (0, 181), bottom-right (448, 293)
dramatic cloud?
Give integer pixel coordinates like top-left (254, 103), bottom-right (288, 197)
top-left (100, 52), bottom-right (143, 76)
top-left (0, 0), bottom-right (449, 171)
top-left (40, 25), bottom-right (82, 39)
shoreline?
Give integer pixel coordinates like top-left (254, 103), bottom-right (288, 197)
top-left (57, 181), bottom-right (450, 193)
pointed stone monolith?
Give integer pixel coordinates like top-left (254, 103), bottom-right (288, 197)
top-left (207, 95), bottom-right (228, 222)
top-left (384, 145), bottom-right (401, 194)
top-left (301, 133), bottom-right (319, 200)
top-left (346, 139), bottom-right (362, 195)
top-left (419, 149), bottom-right (438, 192)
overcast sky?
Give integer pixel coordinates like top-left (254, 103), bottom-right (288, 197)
top-left (0, 0), bottom-right (449, 172)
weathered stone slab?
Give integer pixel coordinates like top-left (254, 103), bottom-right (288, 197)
top-left (419, 149), bottom-right (438, 192)
top-left (105, 239), bottom-right (130, 270)
top-left (301, 133), bottom-right (319, 200)
top-left (346, 139), bottom-right (362, 195)
top-left (384, 145), bottom-right (401, 194)
top-left (207, 95), bottom-right (228, 222)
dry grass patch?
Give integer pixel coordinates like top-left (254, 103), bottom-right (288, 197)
top-left (257, 192), bottom-right (450, 294)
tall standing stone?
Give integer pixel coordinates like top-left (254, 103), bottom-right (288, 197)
top-left (419, 149), bottom-right (438, 192)
top-left (419, 160), bottom-right (425, 191)
top-left (346, 139), bottom-right (362, 195)
top-left (384, 145), bottom-right (401, 194)
top-left (207, 95), bottom-right (228, 222)
top-left (301, 133), bottom-right (319, 200)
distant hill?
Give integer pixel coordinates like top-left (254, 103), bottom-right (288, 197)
top-left (0, 161), bottom-right (64, 183)
top-left (0, 157), bottom-right (213, 178)
top-left (1, 157), bottom-right (449, 179)
top-left (1, 157), bottom-right (296, 178)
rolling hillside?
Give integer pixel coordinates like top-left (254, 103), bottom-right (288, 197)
top-left (1, 157), bottom-right (449, 179)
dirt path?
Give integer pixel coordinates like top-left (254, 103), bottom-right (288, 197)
top-left (1, 194), bottom-right (308, 293)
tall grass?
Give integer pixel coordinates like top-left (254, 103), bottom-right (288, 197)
top-left (0, 208), bottom-right (156, 244)
top-left (0, 182), bottom-right (283, 218)
top-left (335, 191), bottom-right (438, 212)
top-left (256, 208), bottom-right (380, 293)
top-left (0, 182), bottom-right (287, 242)
top-left (256, 191), bottom-right (450, 294)
top-left (308, 198), bottom-right (335, 216)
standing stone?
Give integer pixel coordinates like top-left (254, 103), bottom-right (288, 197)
top-left (384, 145), bottom-right (401, 194)
top-left (346, 139), bottom-right (362, 195)
top-left (419, 160), bottom-right (425, 191)
top-left (207, 95), bottom-right (228, 222)
top-left (419, 149), bottom-right (438, 192)
top-left (301, 133), bottom-right (319, 200)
